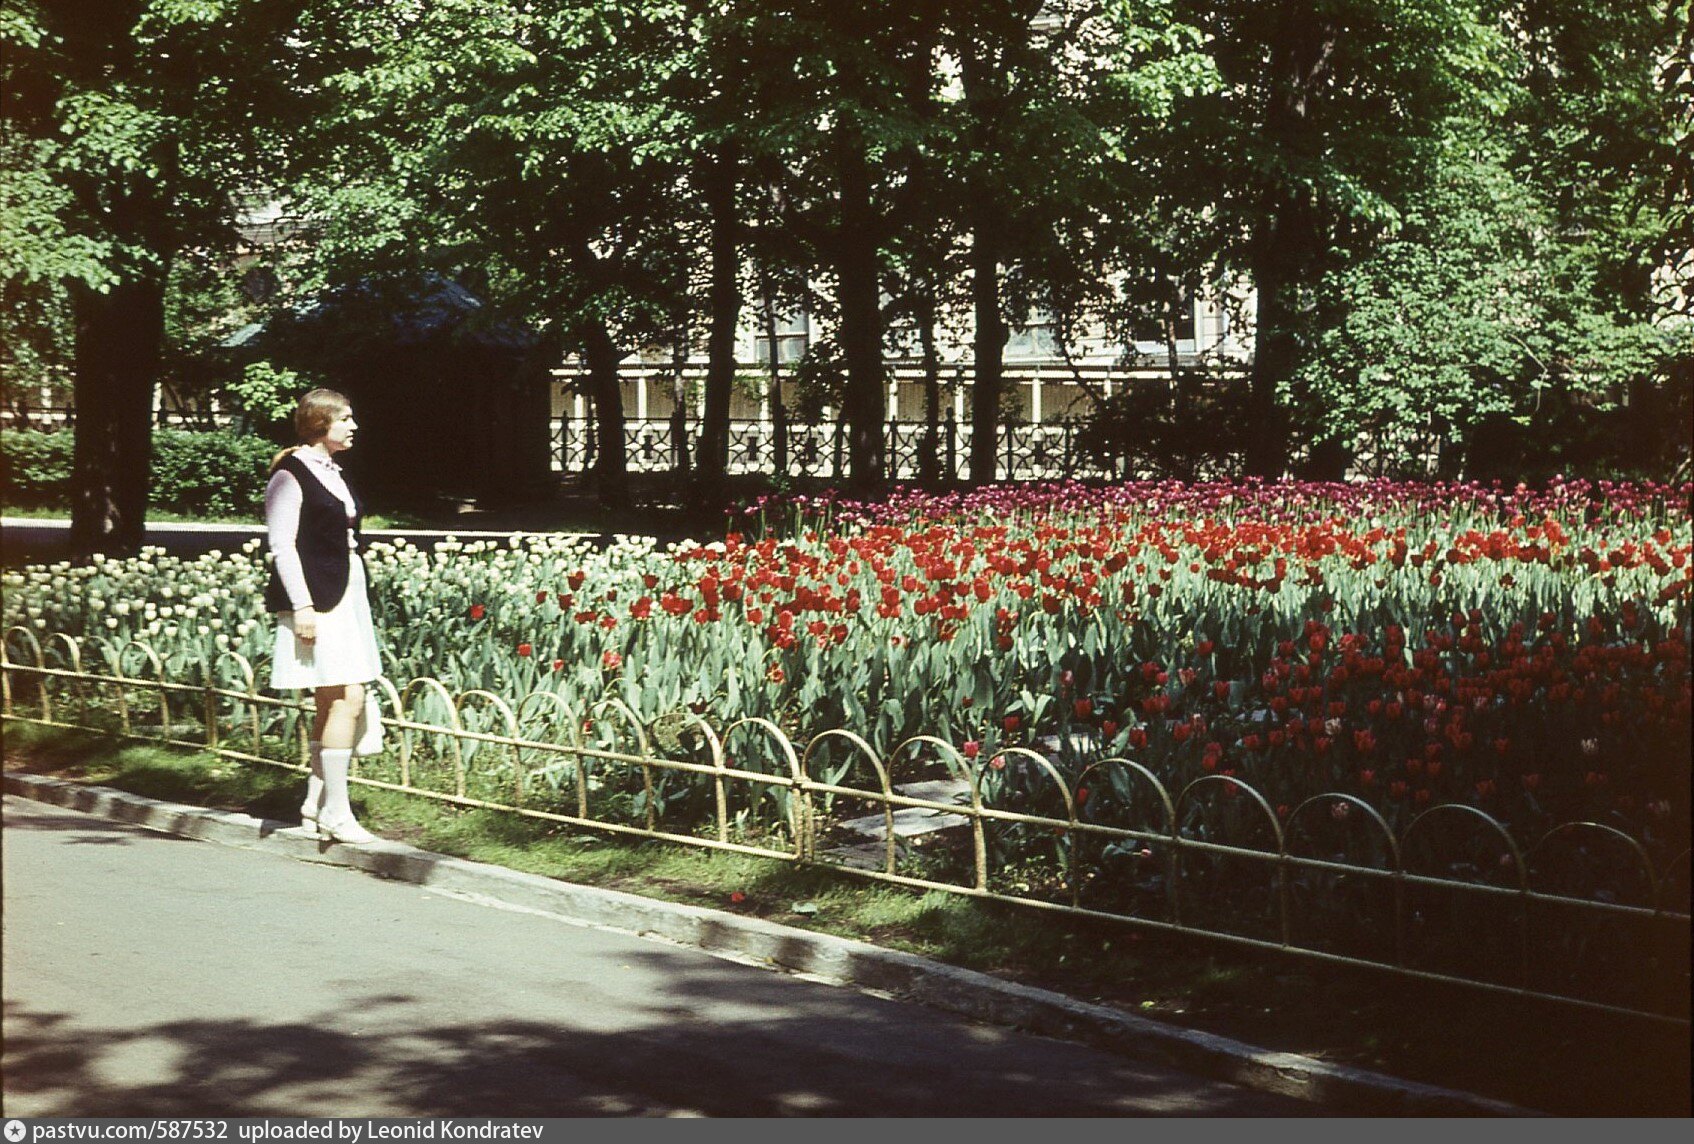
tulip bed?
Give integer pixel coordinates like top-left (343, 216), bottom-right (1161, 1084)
top-left (4, 479), bottom-right (1690, 869)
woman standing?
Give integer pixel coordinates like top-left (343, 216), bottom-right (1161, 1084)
top-left (265, 388), bottom-right (383, 844)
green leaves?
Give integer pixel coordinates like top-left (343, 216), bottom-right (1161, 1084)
top-left (0, 138), bottom-right (116, 289)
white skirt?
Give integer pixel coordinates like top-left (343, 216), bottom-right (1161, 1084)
top-left (270, 553), bottom-right (384, 690)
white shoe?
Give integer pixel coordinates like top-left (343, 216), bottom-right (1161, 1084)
top-left (316, 813), bottom-right (378, 845)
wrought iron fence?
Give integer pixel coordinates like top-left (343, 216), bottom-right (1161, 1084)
top-left (552, 417), bottom-right (1125, 482)
top-left (4, 624), bottom-right (1687, 1025)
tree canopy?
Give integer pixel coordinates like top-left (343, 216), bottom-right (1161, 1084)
top-left (2, 0), bottom-right (1688, 547)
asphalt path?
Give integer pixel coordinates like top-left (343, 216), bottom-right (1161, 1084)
top-left (1, 795), bottom-right (1312, 1118)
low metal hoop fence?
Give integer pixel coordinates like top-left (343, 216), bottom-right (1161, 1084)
top-left (4, 627), bottom-right (1687, 1025)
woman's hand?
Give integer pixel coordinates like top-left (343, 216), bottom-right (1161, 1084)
top-left (293, 607), bottom-right (319, 643)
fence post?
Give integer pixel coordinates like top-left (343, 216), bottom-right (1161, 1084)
top-left (204, 681), bottom-right (219, 751)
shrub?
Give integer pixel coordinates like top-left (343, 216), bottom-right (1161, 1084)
top-left (149, 428), bottom-right (276, 516)
top-left (0, 428), bottom-right (75, 507)
top-left (0, 427), bottom-right (275, 516)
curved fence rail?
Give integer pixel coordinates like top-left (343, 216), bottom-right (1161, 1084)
top-left (4, 627), bottom-right (1687, 1025)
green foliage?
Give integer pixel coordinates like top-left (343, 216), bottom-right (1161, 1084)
top-left (1283, 0), bottom-right (1694, 478)
top-left (3, 0), bottom-right (312, 547)
top-left (293, 0), bottom-right (692, 338)
top-left (148, 428), bottom-right (276, 515)
top-left (227, 361), bottom-right (311, 425)
top-left (0, 428), bottom-right (75, 507)
top-left (0, 134), bottom-right (116, 292)
top-left (6, 0), bottom-right (1687, 494)
top-left (0, 427), bottom-right (273, 515)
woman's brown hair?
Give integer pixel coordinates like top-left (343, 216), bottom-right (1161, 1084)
top-left (269, 388), bottom-right (351, 472)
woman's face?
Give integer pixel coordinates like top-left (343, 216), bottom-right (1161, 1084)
top-left (320, 409), bottom-right (358, 455)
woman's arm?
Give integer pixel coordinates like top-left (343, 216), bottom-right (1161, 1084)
top-left (265, 470), bottom-right (316, 624)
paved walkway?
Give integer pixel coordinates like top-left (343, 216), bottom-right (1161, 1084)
top-left (2, 795), bottom-right (1311, 1117)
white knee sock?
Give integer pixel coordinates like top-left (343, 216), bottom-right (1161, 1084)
top-left (302, 740), bottom-right (325, 817)
top-left (318, 747), bottom-right (359, 826)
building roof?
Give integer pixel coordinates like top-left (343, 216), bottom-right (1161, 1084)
top-left (222, 275), bottom-right (537, 353)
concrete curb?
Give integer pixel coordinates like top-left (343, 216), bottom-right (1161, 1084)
top-left (3, 770), bottom-right (1539, 1117)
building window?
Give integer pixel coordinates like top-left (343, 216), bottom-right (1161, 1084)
top-left (1132, 293), bottom-right (1198, 351)
top-left (1005, 310), bottom-right (1060, 360)
top-left (753, 308), bottom-right (810, 365)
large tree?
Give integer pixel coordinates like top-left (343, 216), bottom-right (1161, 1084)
top-left (2, 0), bottom-right (305, 554)
top-left (293, 0), bottom-right (695, 509)
top-left (933, 0), bottom-right (1217, 482)
top-left (793, 0), bottom-right (944, 492)
top-left (1289, 0), bottom-right (1692, 477)
top-left (1167, 0), bottom-right (1509, 476)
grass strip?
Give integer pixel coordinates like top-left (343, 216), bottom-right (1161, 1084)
top-left (3, 720), bottom-right (1687, 1117)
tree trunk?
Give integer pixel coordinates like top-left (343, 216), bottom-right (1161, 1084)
top-left (696, 144), bottom-right (739, 497)
top-left (918, 285), bottom-right (941, 487)
top-left (581, 321), bottom-right (629, 509)
top-left (835, 121), bottom-right (885, 492)
top-left (1300, 435), bottom-right (1352, 480)
top-left (1244, 14), bottom-right (1337, 478)
top-left (761, 289), bottom-right (789, 478)
top-left (669, 337), bottom-right (690, 477)
top-left (68, 274), bottom-right (167, 557)
top-left (963, 51), bottom-right (1007, 486)
top-left (1244, 224), bottom-right (1302, 478)
top-left (968, 211), bottom-right (1006, 484)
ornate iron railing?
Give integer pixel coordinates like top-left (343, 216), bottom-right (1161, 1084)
top-left (552, 417), bottom-right (1126, 482)
top-left (4, 625), bottom-right (1687, 1025)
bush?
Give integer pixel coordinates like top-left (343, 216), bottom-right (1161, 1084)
top-left (0, 428), bottom-right (75, 508)
top-left (1, 427), bottom-right (276, 516)
top-left (149, 428), bottom-right (277, 515)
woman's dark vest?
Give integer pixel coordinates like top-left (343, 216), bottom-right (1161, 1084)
top-left (264, 453), bottom-right (364, 613)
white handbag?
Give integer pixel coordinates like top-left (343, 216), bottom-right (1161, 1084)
top-left (353, 689), bottom-right (385, 757)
